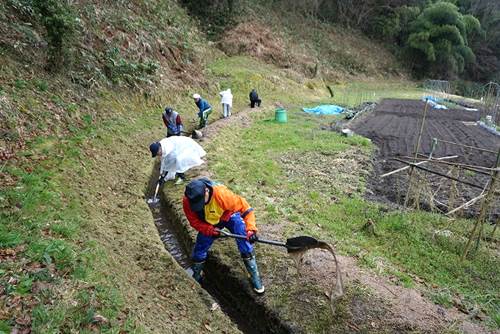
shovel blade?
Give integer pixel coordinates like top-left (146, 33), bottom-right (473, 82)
top-left (147, 197), bottom-right (160, 205)
top-left (286, 236), bottom-right (320, 253)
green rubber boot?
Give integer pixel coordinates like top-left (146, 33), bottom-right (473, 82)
top-left (242, 254), bottom-right (265, 294)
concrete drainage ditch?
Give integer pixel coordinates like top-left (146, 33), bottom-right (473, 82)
top-left (146, 169), bottom-right (298, 334)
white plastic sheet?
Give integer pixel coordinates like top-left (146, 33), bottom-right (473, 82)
top-left (159, 136), bottom-right (206, 179)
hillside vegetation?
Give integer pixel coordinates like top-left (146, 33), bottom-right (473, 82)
top-left (185, 0), bottom-right (500, 90)
top-left (0, 0), bottom-right (209, 157)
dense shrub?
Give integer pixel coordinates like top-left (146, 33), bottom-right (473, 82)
top-left (32, 0), bottom-right (77, 70)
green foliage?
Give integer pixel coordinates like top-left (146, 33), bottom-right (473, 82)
top-left (34, 79), bottom-right (49, 92)
top-left (429, 288), bottom-right (454, 307)
top-left (406, 1), bottom-right (478, 77)
top-left (463, 14), bottom-right (482, 36)
top-left (32, 0), bottom-right (77, 70)
top-left (104, 48), bottom-right (159, 87)
top-left (367, 11), bottom-right (401, 41)
top-left (0, 320), bottom-right (11, 333)
top-left (14, 79), bottom-right (28, 89)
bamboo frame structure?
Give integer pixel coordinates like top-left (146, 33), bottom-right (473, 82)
top-left (380, 155), bottom-right (458, 178)
top-left (433, 138), bottom-right (497, 154)
top-left (381, 134), bottom-right (499, 258)
top-left (462, 149), bottom-right (500, 259)
top-left (404, 101), bottom-right (430, 207)
top-left (391, 158), bottom-right (485, 190)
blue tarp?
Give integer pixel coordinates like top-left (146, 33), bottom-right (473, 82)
top-left (302, 104), bottom-right (344, 115)
top-left (423, 96), bottom-right (447, 110)
top-left (423, 95), bottom-right (442, 103)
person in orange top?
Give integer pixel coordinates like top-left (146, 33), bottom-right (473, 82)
top-left (183, 177), bottom-right (265, 294)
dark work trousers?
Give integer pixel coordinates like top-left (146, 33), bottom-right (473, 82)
top-left (250, 99), bottom-right (261, 108)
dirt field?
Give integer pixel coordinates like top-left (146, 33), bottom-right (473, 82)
top-left (349, 99), bottom-right (500, 216)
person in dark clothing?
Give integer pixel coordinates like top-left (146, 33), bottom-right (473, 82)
top-left (249, 89), bottom-right (262, 108)
top-left (162, 107), bottom-right (184, 137)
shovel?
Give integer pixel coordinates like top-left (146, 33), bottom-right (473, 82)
top-left (216, 229), bottom-right (321, 253)
top-left (147, 173), bottom-right (166, 205)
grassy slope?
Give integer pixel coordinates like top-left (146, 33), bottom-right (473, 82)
top-left (201, 57), bottom-right (499, 331)
top-left (0, 1), bottom-right (240, 332)
top-left (219, 2), bottom-right (407, 82)
top-left (0, 91), bottom-right (241, 333)
top-left (0, 0), bottom-right (209, 149)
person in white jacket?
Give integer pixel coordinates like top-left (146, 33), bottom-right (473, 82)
top-left (149, 136), bottom-right (206, 185)
top-left (219, 88), bottom-right (233, 118)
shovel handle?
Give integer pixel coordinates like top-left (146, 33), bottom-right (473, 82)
top-left (216, 229), bottom-right (287, 248)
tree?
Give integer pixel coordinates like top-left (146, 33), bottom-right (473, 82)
top-left (458, 0), bottom-right (500, 81)
top-left (405, 1), bottom-right (480, 78)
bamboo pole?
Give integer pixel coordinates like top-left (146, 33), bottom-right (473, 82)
top-left (405, 101), bottom-right (430, 207)
top-left (462, 148), bottom-right (500, 259)
top-left (446, 193), bottom-right (486, 216)
top-left (415, 154), bottom-right (497, 171)
top-left (429, 137), bottom-right (438, 159)
top-left (433, 138), bottom-right (497, 154)
top-left (393, 159), bottom-right (485, 190)
top-left (381, 155), bottom-right (458, 178)
top-left (447, 166), bottom-right (459, 215)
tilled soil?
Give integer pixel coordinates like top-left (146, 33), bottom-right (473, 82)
top-left (349, 99), bottom-right (500, 217)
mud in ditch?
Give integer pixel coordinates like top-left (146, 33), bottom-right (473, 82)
top-left (348, 99), bottom-right (500, 217)
top-left (146, 169), bottom-right (192, 270)
top-left (145, 167), bottom-right (298, 334)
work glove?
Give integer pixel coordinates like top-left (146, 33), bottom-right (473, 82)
top-left (158, 172), bottom-right (168, 186)
top-left (246, 230), bottom-right (258, 243)
top-left (209, 227), bottom-right (220, 238)
top-left (158, 178), bottom-right (165, 187)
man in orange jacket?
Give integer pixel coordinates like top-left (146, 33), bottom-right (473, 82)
top-left (183, 177), bottom-right (265, 294)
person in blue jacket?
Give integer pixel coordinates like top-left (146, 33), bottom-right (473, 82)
top-left (193, 93), bottom-right (212, 129)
